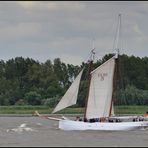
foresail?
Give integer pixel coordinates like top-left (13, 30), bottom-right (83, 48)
top-left (52, 69), bottom-right (84, 113)
top-left (86, 56), bottom-right (116, 119)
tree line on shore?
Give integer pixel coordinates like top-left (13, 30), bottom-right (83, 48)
top-left (0, 54), bottom-right (147, 106)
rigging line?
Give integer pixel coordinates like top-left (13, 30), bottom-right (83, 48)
top-left (112, 14), bottom-right (122, 54)
top-left (82, 39), bottom-right (96, 64)
top-left (111, 14), bottom-right (126, 105)
top-left (84, 60), bottom-right (93, 119)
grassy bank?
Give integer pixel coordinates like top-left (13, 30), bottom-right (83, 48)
top-left (0, 106), bottom-right (51, 114)
top-left (0, 105), bottom-right (148, 115)
top-left (115, 105), bottom-right (148, 115)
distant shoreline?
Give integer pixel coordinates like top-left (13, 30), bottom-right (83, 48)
top-left (0, 105), bottom-right (147, 115)
top-left (0, 114), bottom-right (82, 117)
top-left (0, 113), bottom-right (144, 118)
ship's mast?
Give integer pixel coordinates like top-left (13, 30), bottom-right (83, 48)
top-left (113, 13), bottom-right (122, 55)
top-left (109, 14), bottom-right (121, 116)
top-left (109, 54), bottom-right (118, 116)
top-left (84, 42), bottom-right (95, 120)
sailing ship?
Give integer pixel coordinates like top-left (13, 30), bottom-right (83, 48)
top-left (35, 14), bottom-right (148, 130)
top-left (50, 50), bottom-right (148, 131)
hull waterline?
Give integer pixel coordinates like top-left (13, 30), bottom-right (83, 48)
top-left (59, 119), bottom-right (148, 131)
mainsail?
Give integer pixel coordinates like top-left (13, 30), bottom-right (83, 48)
top-left (52, 69), bottom-right (84, 113)
top-left (85, 56), bottom-right (116, 119)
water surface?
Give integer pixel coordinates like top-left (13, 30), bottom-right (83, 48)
top-left (0, 116), bottom-right (147, 147)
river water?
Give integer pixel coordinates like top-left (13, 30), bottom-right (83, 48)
top-left (0, 116), bottom-right (148, 147)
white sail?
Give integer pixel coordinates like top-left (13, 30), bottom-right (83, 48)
top-left (52, 69), bottom-right (84, 113)
top-left (86, 56), bottom-right (116, 119)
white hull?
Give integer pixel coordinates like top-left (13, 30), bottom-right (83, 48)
top-left (59, 119), bottom-right (148, 131)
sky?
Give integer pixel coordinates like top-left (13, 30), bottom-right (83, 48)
top-left (0, 1), bottom-right (148, 65)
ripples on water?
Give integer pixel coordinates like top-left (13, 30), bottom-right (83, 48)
top-left (0, 117), bottom-right (148, 147)
top-left (6, 123), bottom-right (38, 133)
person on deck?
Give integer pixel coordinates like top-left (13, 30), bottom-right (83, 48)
top-left (144, 111), bottom-right (148, 116)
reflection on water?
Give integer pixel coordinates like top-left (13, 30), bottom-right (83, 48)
top-left (0, 116), bottom-right (148, 147)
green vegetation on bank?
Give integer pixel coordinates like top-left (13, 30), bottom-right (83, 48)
top-left (0, 54), bottom-right (148, 107)
top-left (0, 105), bottom-right (147, 115)
top-left (0, 105), bottom-right (49, 114)
top-left (115, 105), bottom-right (148, 114)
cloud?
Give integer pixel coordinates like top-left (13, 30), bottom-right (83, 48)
top-left (17, 1), bottom-right (36, 9)
top-left (16, 1), bottom-right (85, 12)
top-left (133, 24), bottom-right (143, 35)
top-left (0, 1), bottom-right (148, 65)
top-left (0, 22), bottom-right (42, 41)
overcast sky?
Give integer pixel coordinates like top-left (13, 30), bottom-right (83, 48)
top-left (0, 1), bottom-right (148, 65)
